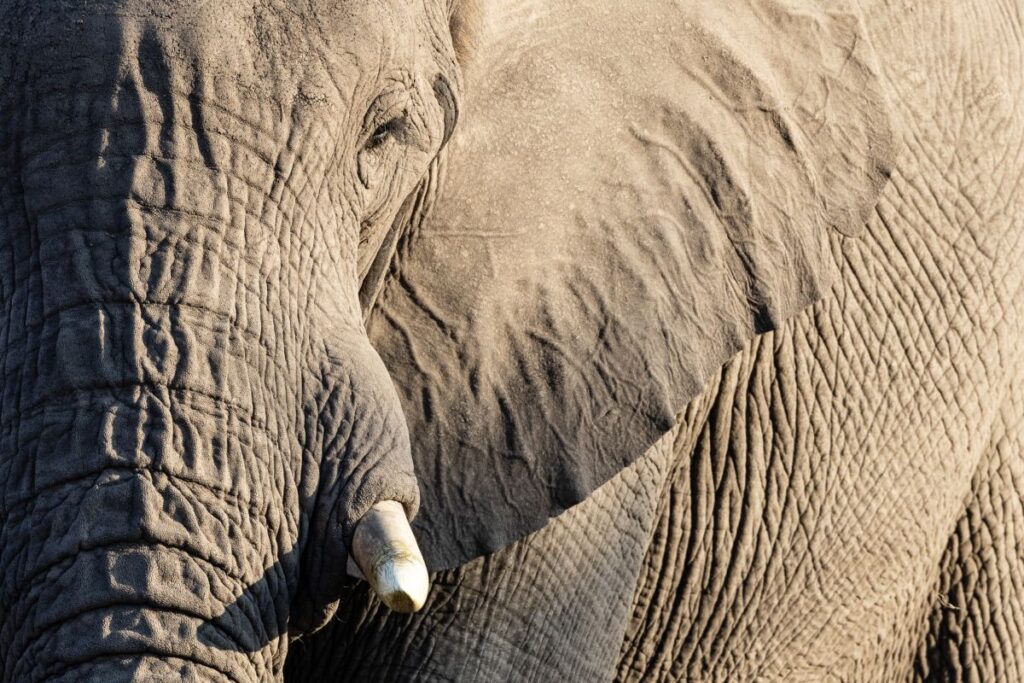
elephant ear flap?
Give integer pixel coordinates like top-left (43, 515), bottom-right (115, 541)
top-left (369, 0), bottom-right (896, 570)
top-left (754, 1), bottom-right (895, 238)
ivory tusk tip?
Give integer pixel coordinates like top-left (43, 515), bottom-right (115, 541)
top-left (372, 552), bottom-right (430, 613)
top-left (351, 500), bottom-right (431, 613)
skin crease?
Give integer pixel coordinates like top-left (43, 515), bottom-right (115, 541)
top-left (285, 0), bottom-right (1024, 682)
top-left (0, 2), bottom-right (1021, 683)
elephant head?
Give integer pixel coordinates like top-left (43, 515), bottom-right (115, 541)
top-left (0, 0), bottom-right (894, 680)
top-left (0, 0), bottom-right (477, 680)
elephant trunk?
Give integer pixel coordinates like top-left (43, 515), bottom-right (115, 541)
top-left (0, 56), bottom-right (417, 683)
top-left (0, 246), bottom-right (297, 681)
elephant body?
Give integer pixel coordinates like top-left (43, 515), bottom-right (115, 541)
top-left (0, 0), bottom-right (1020, 680)
top-left (287, 0), bottom-right (1024, 680)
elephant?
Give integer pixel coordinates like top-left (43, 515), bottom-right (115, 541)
top-left (1, 0), bottom-right (1022, 681)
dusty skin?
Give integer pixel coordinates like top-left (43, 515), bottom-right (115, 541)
top-left (0, 0), bottom-right (1021, 681)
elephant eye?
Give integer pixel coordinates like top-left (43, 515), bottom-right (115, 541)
top-left (358, 112), bottom-right (413, 190)
top-left (366, 115), bottom-right (406, 150)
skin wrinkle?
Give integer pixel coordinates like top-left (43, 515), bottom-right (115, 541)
top-left (1, 480), bottom-right (271, 589)
top-left (2, 461), bottom-right (271, 553)
top-left (11, 603), bottom-right (251, 677)
top-left (43, 657), bottom-right (241, 683)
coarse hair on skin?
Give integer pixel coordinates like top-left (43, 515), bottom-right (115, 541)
top-left (449, 0), bottom-right (483, 64)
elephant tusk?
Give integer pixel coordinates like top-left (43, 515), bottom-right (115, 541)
top-left (348, 500), bottom-right (430, 613)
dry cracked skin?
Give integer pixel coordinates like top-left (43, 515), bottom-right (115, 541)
top-left (0, 0), bottom-right (1022, 681)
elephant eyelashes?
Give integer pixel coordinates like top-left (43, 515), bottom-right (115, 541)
top-left (367, 116), bottom-right (405, 150)
top-left (357, 109), bottom-right (413, 191)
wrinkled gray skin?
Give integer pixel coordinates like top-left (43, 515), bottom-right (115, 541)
top-left (291, 1), bottom-right (1024, 681)
top-left (1, 0), bottom-right (1022, 682)
top-left (0, 0), bottom-right (459, 680)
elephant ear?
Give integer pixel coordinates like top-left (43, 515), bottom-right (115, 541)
top-left (369, 0), bottom-right (895, 570)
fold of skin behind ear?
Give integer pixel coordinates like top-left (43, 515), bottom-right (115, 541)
top-left (369, 0), bottom-right (897, 570)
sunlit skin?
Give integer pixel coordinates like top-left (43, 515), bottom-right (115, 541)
top-left (1, 0), bottom-right (1023, 681)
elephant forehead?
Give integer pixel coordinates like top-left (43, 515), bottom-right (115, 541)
top-left (0, 0), bottom-right (426, 107)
